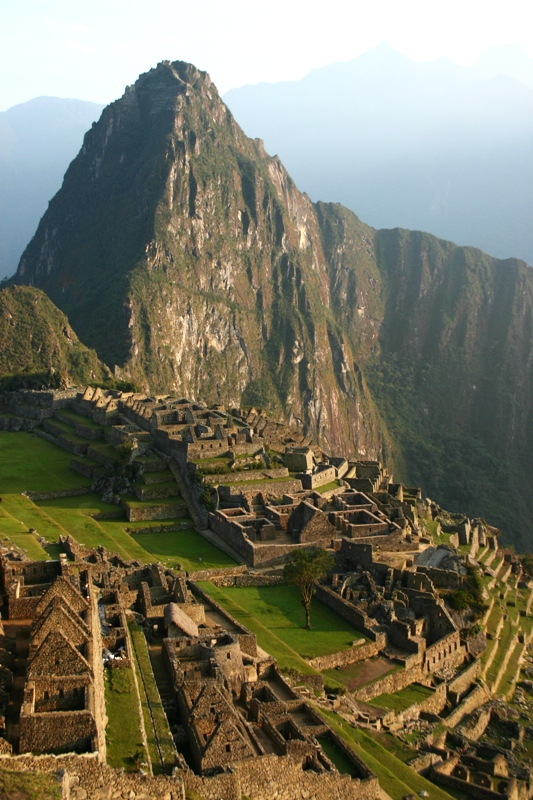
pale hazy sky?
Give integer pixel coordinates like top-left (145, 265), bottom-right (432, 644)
top-left (1, 0), bottom-right (532, 111)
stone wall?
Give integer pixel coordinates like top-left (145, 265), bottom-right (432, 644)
top-left (187, 565), bottom-right (247, 582)
top-left (209, 511), bottom-right (330, 567)
top-left (424, 632), bottom-right (464, 673)
top-left (354, 664), bottom-right (426, 703)
top-left (448, 658), bottom-right (482, 704)
top-left (187, 752), bottom-right (380, 800)
top-left (416, 565), bottom-right (465, 590)
top-left (123, 500), bottom-right (188, 522)
top-left (228, 478), bottom-right (304, 496)
top-left (19, 710), bottom-right (96, 755)
top-left (444, 684), bottom-right (489, 728)
top-left (379, 683), bottom-right (447, 730)
top-left (0, 752), bottom-right (186, 800)
top-left (189, 582), bottom-right (258, 658)
top-left (167, 458), bottom-right (209, 530)
top-left (211, 573), bottom-right (285, 588)
top-left (430, 762), bottom-right (515, 800)
top-left (299, 465), bottom-right (337, 489)
top-left (314, 583), bottom-right (385, 643)
top-left (203, 467), bottom-right (290, 485)
top-left (458, 706), bottom-right (492, 741)
top-left (26, 487), bottom-right (90, 502)
top-left (309, 639), bottom-right (381, 671)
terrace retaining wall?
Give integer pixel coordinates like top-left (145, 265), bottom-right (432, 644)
top-left (354, 664), bottom-right (425, 703)
top-left (26, 487), bottom-right (91, 502)
top-left (309, 639), bottom-right (381, 671)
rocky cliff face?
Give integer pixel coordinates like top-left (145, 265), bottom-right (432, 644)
top-left (16, 61), bottom-right (386, 458)
top-left (14, 60), bottom-right (533, 547)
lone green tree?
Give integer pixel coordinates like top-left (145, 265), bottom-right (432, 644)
top-left (283, 548), bottom-right (334, 629)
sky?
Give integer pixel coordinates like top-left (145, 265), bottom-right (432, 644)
top-left (1, 0), bottom-right (533, 111)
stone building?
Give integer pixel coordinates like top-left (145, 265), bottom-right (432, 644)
top-left (14, 574), bottom-right (106, 758)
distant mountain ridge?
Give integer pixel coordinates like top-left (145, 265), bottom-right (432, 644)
top-left (0, 96), bottom-right (104, 279)
top-left (224, 43), bottom-right (533, 266)
top-left (11, 59), bottom-right (533, 550)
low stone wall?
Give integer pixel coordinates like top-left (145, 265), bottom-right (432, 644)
top-left (309, 639), bottom-right (380, 671)
top-left (125, 520), bottom-right (193, 534)
top-left (448, 658), bottom-right (482, 704)
top-left (55, 434), bottom-right (88, 456)
top-left (408, 752), bottom-right (444, 774)
top-left (458, 706), bottom-right (492, 741)
top-left (182, 752), bottom-right (380, 800)
top-left (203, 467), bottom-right (290, 484)
top-left (187, 565), bottom-right (247, 582)
top-left (379, 683), bottom-right (447, 730)
top-left (87, 445), bottom-right (115, 468)
top-left (416, 565), bottom-right (464, 589)
top-left (26, 487), bottom-right (90, 502)
top-left (430, 766), bottom-right (510, 800)
top-left (70, 458), bottom-right (96, 479)
top-left (211, 573), bottom-right (285, 588)
top-left (354, 664), bottom-right (425, 703)
top-left (123, 500), bottom-right (188, 522)
top-left (228, 478), bottom-right (304, 497)
top-left (0, 752), bottom-right (185, 800)
top-left (0, 414), bottom-right (35, 431)
top-left (444, 684), bottom-right (489, 727)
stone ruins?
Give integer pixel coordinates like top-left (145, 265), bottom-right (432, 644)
top-left (0, 385), bottom-right (532, 800)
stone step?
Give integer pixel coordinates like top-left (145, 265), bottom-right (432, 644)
top-left (133, 481), bottom-right (180, 501)
top-left (122, 498), bottom-right (189, 522)
top-left (140, 470), bottom-right (173, 485)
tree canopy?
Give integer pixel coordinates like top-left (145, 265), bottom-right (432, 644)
top-left (283, 548), bottom-right (334, 629)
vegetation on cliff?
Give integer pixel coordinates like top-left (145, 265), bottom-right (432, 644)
top-left (0, 285), bottom-right (111, 389)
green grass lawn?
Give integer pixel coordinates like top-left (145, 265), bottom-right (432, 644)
top-left (0, 431), bottom-right (88, 492)
top-left (317, 734), bottom-right (361, 776)
top-left (322, 659), bottom-right (399, 691)
top-left (362, 729), bottom-right (419, 763)
top-left (122, 494), bottom-right (187, 509)
top-left (315, 480), bottom-right (345, 493)
top-left (486, 617), bottom-right (519, 689)
top-left (129, 622), bottom-right (176, 774)
top-left (368, 683), bottom-right (434, 712)
top-left (104, 666), bottom-right (147, 772)
top-left (316, 707), bottom-right (456, 800)
top-left (0, 505), bottom-right (51, 559)
top-left (0, 769), bottom-right (62, 800)
top-left (56, 409), bottom-right (105, 429)
top-left (197, 582), bottom-right (366, 675)
top-left (130, 529), bottom-right (235, 571)
top-left (0, 431), bottom-right (233, 569)
top-left (496, 639), bottom-right (525, 695)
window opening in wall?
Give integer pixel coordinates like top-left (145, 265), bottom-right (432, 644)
top-left (227, 652), bottom-right (231, 659)
top-left (59, 689), bottom-right (64, 698)
top-left (44, 691), bottom-right (49, 700)
top-left (226, 744), bottom-right (231, 752)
